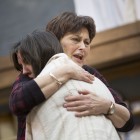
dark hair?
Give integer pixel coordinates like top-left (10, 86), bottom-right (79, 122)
top-left (46, 12), bottom-right (96, 42)
top-left (11, 30), bottom-right (63, 77)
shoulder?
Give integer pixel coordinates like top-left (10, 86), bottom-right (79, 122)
top-left (12, 73), bottom-right (32, 87)
top-left (82, 65), bottom-right (96, 74)
top-left (82, 65), bottom-right (101, 76)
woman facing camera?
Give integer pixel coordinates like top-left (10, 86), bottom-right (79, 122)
top-left (46, 12), bottom-right (134, 131)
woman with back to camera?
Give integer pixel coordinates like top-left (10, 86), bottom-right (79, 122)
top-left (9, 30), bottom-right (94, 140)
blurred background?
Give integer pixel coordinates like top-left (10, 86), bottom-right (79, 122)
top-left (0, 0), bottom-right (140, 140)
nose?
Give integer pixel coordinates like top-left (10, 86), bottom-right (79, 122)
top-left (79, 41), bottom-right (86, 50)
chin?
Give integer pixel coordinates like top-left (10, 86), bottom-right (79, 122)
top-left (72, 58), bottom-right (83, 67)
top-left (75, 62), bottom-right (83, 67)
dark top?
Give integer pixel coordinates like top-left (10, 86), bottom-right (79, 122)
top-left (9, 65), bottom-right (134, 140)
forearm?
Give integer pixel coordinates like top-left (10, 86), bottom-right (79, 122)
top-left (106, 103), bottom-right (130, 128)
top-left (34, 69), bottom-right (70, 99)
top-left (35, 63), bottom-right (94, 99)
top-left (9, 75), bottom-right (45, 115)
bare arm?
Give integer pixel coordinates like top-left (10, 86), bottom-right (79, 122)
top-left (64, 90), bottom-right (131, 129)
top-left (34, 63), bottom-right (94, 99)
top-left (106, 102), bottom-right (130, 128)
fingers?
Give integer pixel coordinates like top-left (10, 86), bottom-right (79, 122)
top-left (64, 100), bottom-right (89, 113)
top-left (75, 110), bottom-right (90, 117)
top-left (65, 94), bottom-right (86, 101)
top-left (74, 65), bottom-right (94, 82)
top-left (84, 71), bottom-right (94, 80)
top-left (64, 102), bottom-right (92, 117)
top-left (82, 71), bottom-right (94, 83)
top-left (67, 105), bottom-right (87, 112)
top-left (64, 93), bottom-right (100, 117)
top-left (64, 95), bottom-right (91, 112)
top-left (64, 100), bottom-right (83, 108)
top-left (78, 90), bottom-right (90, 95)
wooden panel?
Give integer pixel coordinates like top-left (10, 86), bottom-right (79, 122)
top-left (100, 59), bottom-right (140, 81)
top-left (0, 55), bottom-right (19, 89)
top-left (92, 21), bottom-right (140, 46)
top-left (0, 69), bottom-right (19, 89)
top-left (85, 21), bottom-right (140, 68)
top-left (86, 36), bottom-right (140, 68)
top-left (0, 56), bottom-right (13, 70)
top-left (0, 114), bottom-right (16, 140)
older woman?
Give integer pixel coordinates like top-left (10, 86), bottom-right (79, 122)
top-left (46, 12), bottom-right (134, 132)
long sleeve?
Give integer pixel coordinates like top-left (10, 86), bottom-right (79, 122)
top-left (9, 73), bottom-right (46, 116)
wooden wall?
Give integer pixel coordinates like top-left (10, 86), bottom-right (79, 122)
top-left (86, 21), bottom-right (140, 69)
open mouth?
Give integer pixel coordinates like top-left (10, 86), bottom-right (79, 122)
top-left (73, 54), bottom-right (83, 60)
top-left (73, 54), bottom-right (84, 61)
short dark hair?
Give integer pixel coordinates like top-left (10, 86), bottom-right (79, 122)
top-left (46, 12), bottom-right (96, 42)
top-left (11, 30), bottom-right (63, 77)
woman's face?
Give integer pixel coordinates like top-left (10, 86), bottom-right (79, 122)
top-left (60, 27), bottom-right (91, 67)
top-left (17, 51), bottom-right (35, 78)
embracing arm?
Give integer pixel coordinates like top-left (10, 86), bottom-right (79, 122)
top-left (89, 67), bottom-right (134, 131)
top-left (9, 64), bottom-right (93, 116)
top-left (64, 91), bottom-right (133, 130)
top-left (9, 73), bottom-right (46, 116)
top-left (35, 63), bottom-right (94, 98)
top-left (64, 65), bottom-right (134, 132)
top-left (106, 102), bottom-right (134, 132)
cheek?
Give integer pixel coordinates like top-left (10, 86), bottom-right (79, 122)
top-left (63, 47), bottom-right (75, 57)
top-left (61, 41), bottom-right (78, 55)
top-left (62, 45), bottom-right (71, 54)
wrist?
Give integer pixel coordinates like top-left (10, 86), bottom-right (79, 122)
top-left (52, 67), bottom-right (70, 84)
top-left (106, 101), bottom-right (115, 115)
top-left (64, 65), bottom-right (74, 80)
top-left (49, 72), bottom-right (63, 87)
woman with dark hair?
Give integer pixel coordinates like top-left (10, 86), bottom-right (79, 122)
top-left (9, 30), bottom-right (94, 140)
top-left (11, 30), bottom-right (63, 77)
top-left (46, 12), bottom-right (134, 132)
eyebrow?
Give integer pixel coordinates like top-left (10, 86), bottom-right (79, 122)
top-left (69, 33), bottom-right (90, 41)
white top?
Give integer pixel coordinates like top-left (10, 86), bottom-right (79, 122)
top-left (26, 53), bottom-right (120, 140)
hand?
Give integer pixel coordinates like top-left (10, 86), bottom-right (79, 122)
top-left (63, 90), bottom-right (111, 117)
top-left (65, 62), bottom-right (94, 84)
